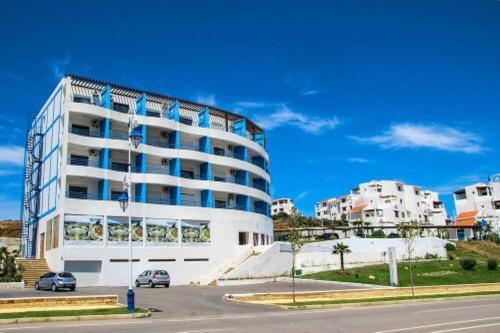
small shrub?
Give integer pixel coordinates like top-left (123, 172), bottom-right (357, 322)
top-left (487, 259), bottom-right (498, 271)
top-left (448, 254), bottom-right (455, 260)
top-left (425, 253), bottom-right (439, 260)
top-left (445, 243), bottom-right (456, 251)
top-left (370, 230), bottom-right (386, 238)
top-left (460, 258), bottom-right (477, 271)
top-left (484, 233), bottom-right (500, 244)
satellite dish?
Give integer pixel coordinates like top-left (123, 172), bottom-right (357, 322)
top-left (492, 174), bottom-right (500, 183)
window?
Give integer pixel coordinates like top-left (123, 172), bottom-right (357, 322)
top-left (112, 102), bottom-right (129, 113)
top-left (181, 170), bottom-right (195, 179)
top-left (213, 147), bottom-right (225, 156)
top-left (402, 212), bottom-right (405, 218)
top-left (111, 191), bottom-right (122, 201)
top-left (71, 124), bottom-right (90, 136)
top-left (415, 189), bottom-right (420, 195)
top-left (68, 186), bottom-right (87, 199)
top-left (395, 211), bottom-right (399, 218)
top-left (397, 185), bottom-right (403, 192)
top-left (111, 162), bottom-right (128, 172)
top-left (455, 190), bottom-right (466, 200)
top-left (215, 200), bottom-right (227, 208)
top-left (253, 233), bottom-right (259, 246)
top-left (73, 95), bottom-right (92, 104)
top-left (261, 234), bottom-right (265, 245)
top-left (238, 232), bottom-right (249, 245)
top-left (70, 154), bottom-right (89, 166)
top-left (180, 117), bottom-right (193, 126)
top-left (495, 202), bottom-right (500, 210)
top-left (400, 199), bottom-right (403, 204)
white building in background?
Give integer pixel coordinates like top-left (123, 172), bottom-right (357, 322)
top-left (452, 175), bottom-right (500, 240)
top-left (20, 75), bottom-right (273, 286)
top-left (315, 180), bottom-right (447, 227)
top-left (271, 198), bottom-right (296, 216)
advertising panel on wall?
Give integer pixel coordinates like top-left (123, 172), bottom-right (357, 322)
top-left (64, 214), bottom-right (104, 246)
top-left (181, 220), bottom-right (210, 246)
top-left (108, 217), bottom-right (143, 246)
top-left (145, 219), bottom-right (179, 246)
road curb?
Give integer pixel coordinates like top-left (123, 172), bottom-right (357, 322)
top-left (0, 311), bottom-right (151, 325)
top-left (279, 294), bottom-right (500, 310)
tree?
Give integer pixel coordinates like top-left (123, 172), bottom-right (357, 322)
top-left (288, 222), bottom-right (304, 303)
top-left (0, 247), bottom-right (23, 282)
top-left (398, 222), bottom-right (419, 296)
top-left (332, 242), bottom-right (351, 273)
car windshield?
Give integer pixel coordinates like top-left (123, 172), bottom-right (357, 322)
top-left (156, 270), bottom-right (168, 275)
top-left (59, 272), bottom-right (74, 278)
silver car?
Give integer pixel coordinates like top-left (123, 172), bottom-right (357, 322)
top-left (135, 270), bottom-right (170, 288)
top-left (35, 272), bottom-right (76, 292)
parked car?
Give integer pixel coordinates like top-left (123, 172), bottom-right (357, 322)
top-left (135, 270), bottom-right (170, 288)
top-left (35, 272), bottom-right (76, 292)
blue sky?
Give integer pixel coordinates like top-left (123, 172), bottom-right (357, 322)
top-left (0, 0), bottom-right (499, 219)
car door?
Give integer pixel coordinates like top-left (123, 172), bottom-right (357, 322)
top-left (143, 270), bottom-right (151, 284)
top-left (40, 273), bottom-right (51, 288)
top-left (139, 271), bottom-right (148, 284)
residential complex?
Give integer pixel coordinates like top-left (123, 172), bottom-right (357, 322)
top-left (452, 175), bottom-right (500, 239)
top-left (271, 198), bottom-right (296, 216)
top-left (315, 180), bottom-right (447, 227)
top-left (20, 75), bottom-right (272, 286)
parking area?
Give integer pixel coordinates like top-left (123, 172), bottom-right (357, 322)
top-left (0, 280), bottom-right (363, 318)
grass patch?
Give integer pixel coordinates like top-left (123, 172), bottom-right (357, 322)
top-left (0, 307), bottom-right (147, 320)
top-left (281, 290), bottom-right (500, 307)
top-left (301, 241), bottom-right (500, 286)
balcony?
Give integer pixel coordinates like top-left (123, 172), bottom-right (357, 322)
top-left (70, 125), bottom-right (268, 173)
top-left (65, 190), bottom-right (266, 215)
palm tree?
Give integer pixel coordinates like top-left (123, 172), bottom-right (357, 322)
top-left (332, 243), bottom-right (351, 273)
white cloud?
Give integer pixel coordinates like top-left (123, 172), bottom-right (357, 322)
top-left (48, 55), bottom-right (71, 80)
top-left (352, 123), bottom-right (485, 154)
top-left (348, 157), bottom-right (369, 164)
top-left (254, 104), bottom-right (339, 134)
top-left (296, 190), bottom-right (309, 202)
top-left (431, 174), bottom-right (485, 194)
top-left (195, 94), bottom-right (216, 106)
top-left (0, 146), bottom-right (24, 166)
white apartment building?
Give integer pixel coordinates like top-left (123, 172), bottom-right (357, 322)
top-left (20, 75), bottom-right (272, 286)
top-left (452, 175), bottom-right (500, 240)
top-left (315, 180), bottom-right (447, 227)
top-left (271, 198), bottom-right (296, 216)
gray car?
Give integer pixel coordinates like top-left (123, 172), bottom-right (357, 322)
top-left (135, 270), bottom-right (170, 288)
top-left (35, 272), bottom-right (76, 292)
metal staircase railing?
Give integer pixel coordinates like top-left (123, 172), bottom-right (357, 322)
top-left (20, 123), bottom-right (44, 258)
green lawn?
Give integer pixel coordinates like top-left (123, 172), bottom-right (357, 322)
top-left (302, 242), bottom-right (500, 286)
top-left (0, 307), bottom-right (147, 320)
top-left (281, 290), bottom-right (500, 307)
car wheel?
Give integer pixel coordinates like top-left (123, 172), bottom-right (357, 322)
top-left (149, 281), bottom-right (154, 288)
top-left (135, 280), bottom-right (140, 287)
top-left (51, 284), bottom-right (57, 292)
top-left (34, 282), bottom-right (40, 290)
top-left (165, 283), bottom-right (170, 288)
top-left (69, 286), bottom-right (75, 291)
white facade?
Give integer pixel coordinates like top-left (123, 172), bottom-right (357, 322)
top-left (315, 180), bottom-right (447, 227)
top-left (452, 176), bottom-right (500, 236)
top-left (271, 198), bottom-right (296, 216)
top-left (21, 75), bottom-right (273, 286)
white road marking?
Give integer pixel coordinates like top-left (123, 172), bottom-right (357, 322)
top-left (414, 303), bottom-right (500, 314)
top-left (373, 316), bottom-right (500, 333)
top-left (175, 329), bottom-right (228, 333)
top-left (431, 322), bottom-right (500, 332)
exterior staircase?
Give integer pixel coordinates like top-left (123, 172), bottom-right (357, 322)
top-left (16, 258), bottom-right (49, 288)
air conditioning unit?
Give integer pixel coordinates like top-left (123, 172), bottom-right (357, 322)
top-left (160, 131), bottom-right (168, 139)
top-left (162, 186), bottom-right (169, 193)
top-left (91, 120), bottom-right (100, 128)
top-left (230, 169), bottom-right (237, 176)
top-left (228, 194), bottom-right (235, 200)
top-left (89, 149), bottom-right (98, 156)
top-left (161, 159), bottom-right (169, 166)
top-left (228, 145), bottom-right (234, 151)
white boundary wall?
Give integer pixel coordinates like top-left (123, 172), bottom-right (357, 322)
top-left (225, 237), bottom-right (448, 279)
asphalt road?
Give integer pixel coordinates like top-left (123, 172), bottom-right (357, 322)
top-left (0, 283), bottom-right (500, 333)
top-left (0, 280), bottom-right (360, 318)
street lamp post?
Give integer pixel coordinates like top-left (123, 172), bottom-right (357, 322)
top-left (118, 113), bottom-right (142, 313)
